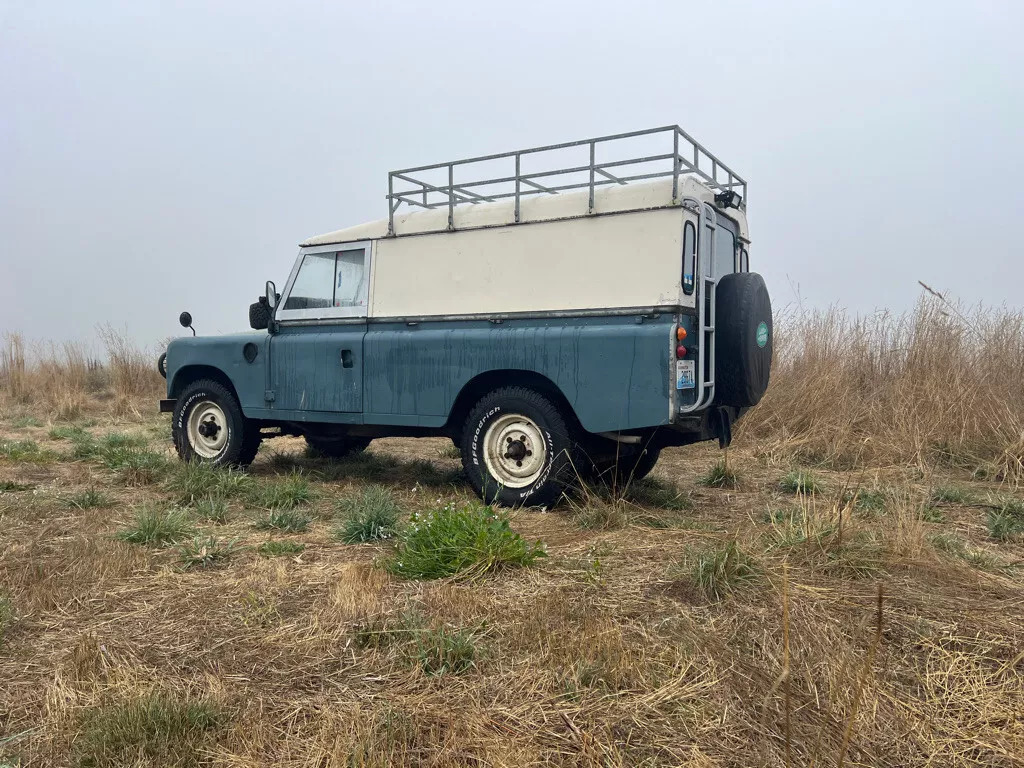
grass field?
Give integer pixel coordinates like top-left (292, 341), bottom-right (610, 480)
top-left (1, 298), bottom-right (1023, 767)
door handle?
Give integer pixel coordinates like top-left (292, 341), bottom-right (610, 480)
top-left (341, 349), bottom-right (354, 368)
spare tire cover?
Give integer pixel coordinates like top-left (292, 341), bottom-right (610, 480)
top-left (713, 272), bottom-right (772, 407)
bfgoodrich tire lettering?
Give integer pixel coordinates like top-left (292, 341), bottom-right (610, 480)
top-left (460, 386), bottom-right (578, 508)
top-left (173, 379), bottom-right (260, 467)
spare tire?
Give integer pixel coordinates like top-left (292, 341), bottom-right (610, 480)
top-left (249, 298), bottom-right (271, 330)
top-left (714, 272), bottom-right (772, 407)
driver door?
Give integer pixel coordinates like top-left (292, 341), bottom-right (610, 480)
top-left (268, 242), bottom-right (371, 415)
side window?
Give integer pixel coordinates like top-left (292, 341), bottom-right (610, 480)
top-left (283, 252), bottom-right (335, 310)
top-left (682, 222), bottom-right (696, 295)
top-left (740, 248), bottom-right (749, 272)
top-left (334, 248), bottom-right (367, 308)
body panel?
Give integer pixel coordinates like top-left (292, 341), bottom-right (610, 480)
top-left (267, 324), bottom-right (365, 412)
top-left (369, 207), bottom-right (692, 317)
top-left (166, 333), bottom-right (269, 412)
top-left (362, 315), bottom-right (674, 433)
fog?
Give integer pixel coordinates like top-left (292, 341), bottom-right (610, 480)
top-left (2, 0), bottom-right (1021, 351)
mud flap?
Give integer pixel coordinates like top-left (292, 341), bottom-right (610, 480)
top-left (714, 407), bottom-right (733, 449)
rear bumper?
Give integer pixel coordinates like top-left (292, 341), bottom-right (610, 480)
top-left (159, 399), bottom-right (176, 414)
top-left (662, 405), bottom-right (745, 447)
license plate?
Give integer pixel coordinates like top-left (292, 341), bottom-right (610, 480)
top-left (676, 359), bottom-right (695, 390)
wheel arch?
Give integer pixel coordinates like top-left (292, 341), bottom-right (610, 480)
top-left (445, 369), bottom-right (583, 436)
top-left (170, 365), bottom-right (241, 404)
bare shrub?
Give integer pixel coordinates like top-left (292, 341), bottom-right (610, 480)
top-left (97, 324), bottom-right (163, 403)
top-left (0, 333), bottom-right (28, 403)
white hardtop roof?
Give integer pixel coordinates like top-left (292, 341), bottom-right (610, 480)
top-left (303, 176), bottom-right (746, 247)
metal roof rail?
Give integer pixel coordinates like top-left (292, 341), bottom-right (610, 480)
top-left (385, 125), bottom-right (745, 234)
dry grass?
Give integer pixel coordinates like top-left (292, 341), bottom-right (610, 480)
top-left (0, 329), bottom-right (162, 424)
top-left (740, 293), bottom-right (1024, 482)
top-left (2, 295), bottom-right (1024, 766)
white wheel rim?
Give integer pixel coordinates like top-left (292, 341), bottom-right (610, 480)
top-left (186, 400), bottom-right (228, 459)
top-left (483, 413), bottom-right (547, 489)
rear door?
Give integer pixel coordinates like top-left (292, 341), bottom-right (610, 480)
top-left (269, 243), bottom-right (371, 414)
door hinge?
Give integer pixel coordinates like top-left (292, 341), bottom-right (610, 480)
top-left (264, 390), bottom-right (276, 403)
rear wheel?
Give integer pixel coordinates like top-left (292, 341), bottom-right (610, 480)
top-left (304, 435), bottom-right (371, 459)
top-left (173, 379), bottom-right (261, 466)
top-left (460, 386), bottom-right (579, 507)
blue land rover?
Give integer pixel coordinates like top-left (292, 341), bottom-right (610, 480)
top-left (160, 126), bottom-right (772, 506)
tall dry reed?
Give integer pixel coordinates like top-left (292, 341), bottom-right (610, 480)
top-left (740, 295), bottom-right (1024, 481)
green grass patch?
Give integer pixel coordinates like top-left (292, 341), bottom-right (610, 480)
top-left (253, 509), bottom-right (311, 533)
top-left (698, 459), bottom-right (739, 489)
top-left (987, 507), bottom-right (1024, 541)
top-left (0, 480), bottom-right (34, 492)
top-left (352, 613), bottom-right (479, 676)
top-left (192, 496), bottom-right (229, 524)
top-left (73, 693), bottom-right (222, 768)
top-left (66, 489), bottom-right (113, 509)
top-left (244, 472), bottom-right (314, 510)
top-left (0, 439), bottom-right (55, 463)
top-left (683, 540), bottom-right (759, 601)
top-left (49, 424), bottom-right (88, 441)
top-left (853, 488), bottom-right (887, 515)
top-left (12, 415), bottom-right (42, 428)
top-left (177, 535), bottom-right (240, 569)
top-left (334, 485), bottom-right (402, 543)
top-left (164, 462), bottom-right (252, 506)
top-left (116, 507), bottom-right (194, 546)
top-left (108, 449), bottom-right (170, 485)
top-left (930, 485), bottom-right (974, 505)
top-left (385, 503), bottom-right (546, 580)
top-left (779, 470), bottom-right (822, 494)
top-left (920, 506), bottom-right (946, 523)
top-left (257, 540), bottom-right (305, 558)
top-left (415, 626), bottom-right (479, 676)
top-left (930, 532), bottom-right (1002, 570)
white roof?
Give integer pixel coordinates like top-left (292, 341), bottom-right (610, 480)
top-left (302, 176), bottom-right (746, 247)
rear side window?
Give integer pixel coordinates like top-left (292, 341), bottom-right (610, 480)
top-left (682, 221), bottom-right (696, 294)
top-left (740, 248), bottom-right (749, 272)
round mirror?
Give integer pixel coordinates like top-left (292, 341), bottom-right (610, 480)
top-left (179, 311), bottom-right (193, 328)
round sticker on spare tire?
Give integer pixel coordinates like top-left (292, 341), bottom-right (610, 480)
top-left (756, 321), bottom-right (769, 348)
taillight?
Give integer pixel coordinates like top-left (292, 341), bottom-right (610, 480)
top-left (676, 326), bottom-right (687, 341)
top-left (676, 345), bottom-right (687, 357)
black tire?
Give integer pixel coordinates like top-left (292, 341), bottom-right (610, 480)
top-left (157, 352), bottom-right (167, 379)
top-left (592, 444), bottom-right (661, 485)
top-left (714, 272), bottom-right (773, 407)
top-left (172, 379), bottom-right (261, 467)
top-left (460, 386), bottom-right (579, 508)
top-left (304, 435), bottom-right (371, 459)
top-left (249, 298), bottom-right (271, 330)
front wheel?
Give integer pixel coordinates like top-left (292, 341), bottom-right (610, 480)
top-left (172, 379), bottom-right (261, 466)
top-left (460, 387), bottom-right (579, 507)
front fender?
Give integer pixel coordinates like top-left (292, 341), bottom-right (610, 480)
top-left (166, 333), bottom-right (269, 414)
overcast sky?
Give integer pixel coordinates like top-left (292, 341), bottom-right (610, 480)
top-left (2, 0), bottom-right (1022, 351)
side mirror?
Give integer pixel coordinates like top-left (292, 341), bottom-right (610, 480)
top-left (265, 281), bottom-right (278, 311)
top-left (179, 311), bottom-right (195, 336)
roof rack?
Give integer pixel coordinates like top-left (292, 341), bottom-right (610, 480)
top-left (386, 125), bottom-right (745, 234)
